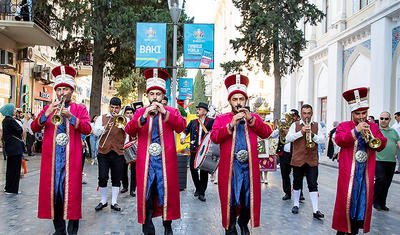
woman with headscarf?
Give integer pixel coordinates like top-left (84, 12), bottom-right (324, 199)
top-left (1, 103), bottom-right (24, 194)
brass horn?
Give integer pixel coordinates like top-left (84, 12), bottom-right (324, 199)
top-left (51, 96), bottom-right (66, 126)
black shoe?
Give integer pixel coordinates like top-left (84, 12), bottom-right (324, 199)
top-left (382, 206), bottom-right (389, 211)
top-left (239, 224), bottom-right (250, 235)
top-left (130, 191), bottom-right (136, 197)
top-left (111, 203), bottom-right (121, 211)
top-left (292, 206), bottom-right (299, 214)
top-left (28, 153), bottom-right (35, 156)
top-left (198, 195), bottom-right (206, 202)
top-left (373, 204), bottom-right (383, 211)
top-left (95, 202), bottom-right (108, 211)
top-left (300, 195), bottom-right (305, 201)
top-left (24, 158), bottom-right (29, 161)
top-left (194, 190), bottom-right (199, 197)
top-left (282, 194), bottom-right (291, 200)
top-left (121, 188), bottom-right (128, 193)
top-left (394, 171), bottom-right (400, 174)
top-left (164, 226), bottom-right (173, 235)
top-left (313, 211), bottom-right (324, 220)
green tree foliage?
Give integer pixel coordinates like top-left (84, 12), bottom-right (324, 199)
top-left (36, 0), bottom-right (193, 116)
top-left (189, 70), bottom-right (207, 114)
top-left (221, 0), bottom-right (324, 119)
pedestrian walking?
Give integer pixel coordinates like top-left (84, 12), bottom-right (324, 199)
top-left (332, 87), bottom-right (387, 234)
top-left (210, 74), bottom-right (272, 234)
top-left (31, 65), bottom-right (91, 235)
top-left (373, 112), bottom-right (400, 211)
top-left (121, 106), bottom-right (135, 194)
top-left (89, 115), bottom-right (99, 165)
top-left (25, 113), bottom-right (35, 156)
top-left (393, 111), bottom-right (400, 174)
top-left (1, 103), bottom-right (24, 194)
top-left (125, 68), bottom-right (186, 235)
top-left (180, 102), bottom-right (214, 202)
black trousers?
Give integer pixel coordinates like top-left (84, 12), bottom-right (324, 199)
top-left (293, 164), bottom-right (318, 192)
top-left (98, 151), bottom-right (125, 187)
top-left (121, 162), bottom-right (129, 189)
top-left (53, 194), bottom-right (79, 235)
top-left (26, 133), bottom-right (35, 155)
top-left (5, 154), bottom-right (22, 193)
top-left (374, 161), bottom-right (396, 208)
top-left (189, 152), bottom-right (208, 196)
top-left (336, 219), bottom-right (363, 235)
top-left (279, 152), bottom-right (292, 195)
top-left (130, 162), bottom-right (137, 193)
top-left (143, 179), bottom-right (171, 235)
top-left (226, 185), bottom-right (250, 234)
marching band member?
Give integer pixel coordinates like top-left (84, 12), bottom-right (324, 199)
top-left (210, 74), bottom-right (272, 235)
top-left (93, 97), bottom-right (126, 212)
top-left (31, 65), bottom-right (91, 235)
top-left (121, 106), bottom-right (137, 197)
top-left (125, 68), bottom-right (186, 235)
top-left (332, 88), bottom-right (387, 234)
top-left (180, 102), bottom-right (215, 202)
top-left (286, 104), bottom-right (325, 219)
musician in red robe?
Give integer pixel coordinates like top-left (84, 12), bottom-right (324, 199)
top-left (125, 68), bottom-right (186, 235)
top-left (31, 65), bottom-right (91, 235)
top-left (210, 74), bottom-right (272, 235)
top-left (332, 87), bottom-right (387, 234)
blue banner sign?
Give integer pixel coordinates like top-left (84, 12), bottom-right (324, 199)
top-left (184, 24), bottom-right (214, 69)
top-left (135, 23), bottom-right (166, 68)
top-left (178, 78), bottom-right (193, 100)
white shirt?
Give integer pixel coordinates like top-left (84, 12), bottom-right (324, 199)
top-left (392, 121), bottom-right (400, 136)
top-left (271, 129), bottom-right (291, 152)
top-left (285, 119), bottom-right (326, 145)
top-left (26, 119), bottom-right (34, 135)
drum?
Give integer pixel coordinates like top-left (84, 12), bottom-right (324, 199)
top-left (123, 140), bottom-right (137, 163)
top-left (259, 154), bottom-right (277, 172)
top-left (195, 133), bottom-right (220, 173)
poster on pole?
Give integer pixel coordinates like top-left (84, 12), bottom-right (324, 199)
top-left (178, 78), bottom-right (193, 100)
top-left (184, 24), bottom-right (214, 69)
top-left (135, 23), bottom-right (167, 68)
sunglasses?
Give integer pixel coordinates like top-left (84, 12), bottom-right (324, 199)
top-left (380, 117), bottom-right (389, 120)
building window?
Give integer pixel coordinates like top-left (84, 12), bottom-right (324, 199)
top-left (283, 104), bottom-right (287, 113)
top-left (298, 101), bottom-right (304, 111)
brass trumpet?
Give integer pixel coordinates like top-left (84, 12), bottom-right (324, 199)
top-left (360, 120), bottom-right (381, 149)
top-left (305, 118), bottom-right (316, 148)
top-left (114, 115), bottom-right (127, 128)
top-left (51, 96), bottom-right (66, 126)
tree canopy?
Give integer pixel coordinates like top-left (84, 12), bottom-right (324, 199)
top-left (221, 0), bottom-right (324, 119)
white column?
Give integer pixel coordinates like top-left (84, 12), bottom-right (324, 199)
top-left (303, 58), bottom-right (314, 106)
top-left (327, 42), bottom-right (343, 129)
top-left (370, 17), bottom-right (393, 117)
top-left (290, 73), bottom-right (297, 109)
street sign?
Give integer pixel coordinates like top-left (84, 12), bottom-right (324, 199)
top-left (135, 23), bottom-right (167, 68)
top-left (183, 24), bottom-right (214, 69)
top-left (178, 78), bottom-right (193, 100)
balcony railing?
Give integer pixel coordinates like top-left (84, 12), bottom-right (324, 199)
top-left (0, 0), bottom-right (51, 34)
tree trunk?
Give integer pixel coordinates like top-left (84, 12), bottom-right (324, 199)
top-left (273, 41), bottom-right (281, 121)
top-left (90, 39), bottom-right (105, 117)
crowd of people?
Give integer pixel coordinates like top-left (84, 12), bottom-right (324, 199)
top-left (1, 65), bottom-right (400, 235)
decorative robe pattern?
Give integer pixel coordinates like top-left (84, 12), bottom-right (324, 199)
top-left (31, 102), bottom-right (91, 220)
top-left (210, 112), bottom-right (271, 229)
top-left (332, 121), bottom-right (386, 233)
top-left (125, 106), bottom-right (186, 224)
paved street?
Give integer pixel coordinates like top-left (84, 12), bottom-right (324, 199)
top-left (0, 155), bottom-right (399, 235)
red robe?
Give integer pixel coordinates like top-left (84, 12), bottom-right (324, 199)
top-left (31, 103), bottom-right (91, 220)
top-left (210, 112), bottom-right (271, 229)
top-left (125, 106), bottom-right (186, 223)
top-left (332, 121), bottom-right (387, 233)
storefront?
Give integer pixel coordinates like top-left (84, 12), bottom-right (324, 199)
top-left (33, 81), bottom-right (53, 115)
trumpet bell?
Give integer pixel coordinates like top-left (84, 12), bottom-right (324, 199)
top-left (51, 114), bottom-right (64, 126)
top-left (115, 115), bottom-right (127, 128)
top-left (369, 138), bottom-right (381, 149)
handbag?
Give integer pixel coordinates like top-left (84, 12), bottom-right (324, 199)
top-left (12, 135), bottom-right (27, 153)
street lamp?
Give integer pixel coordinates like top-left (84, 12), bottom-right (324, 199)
top-left (168, 0), bottom-right (183, 108)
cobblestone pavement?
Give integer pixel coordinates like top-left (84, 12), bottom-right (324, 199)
top-left (0, 154), bottom-right (399, 235)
